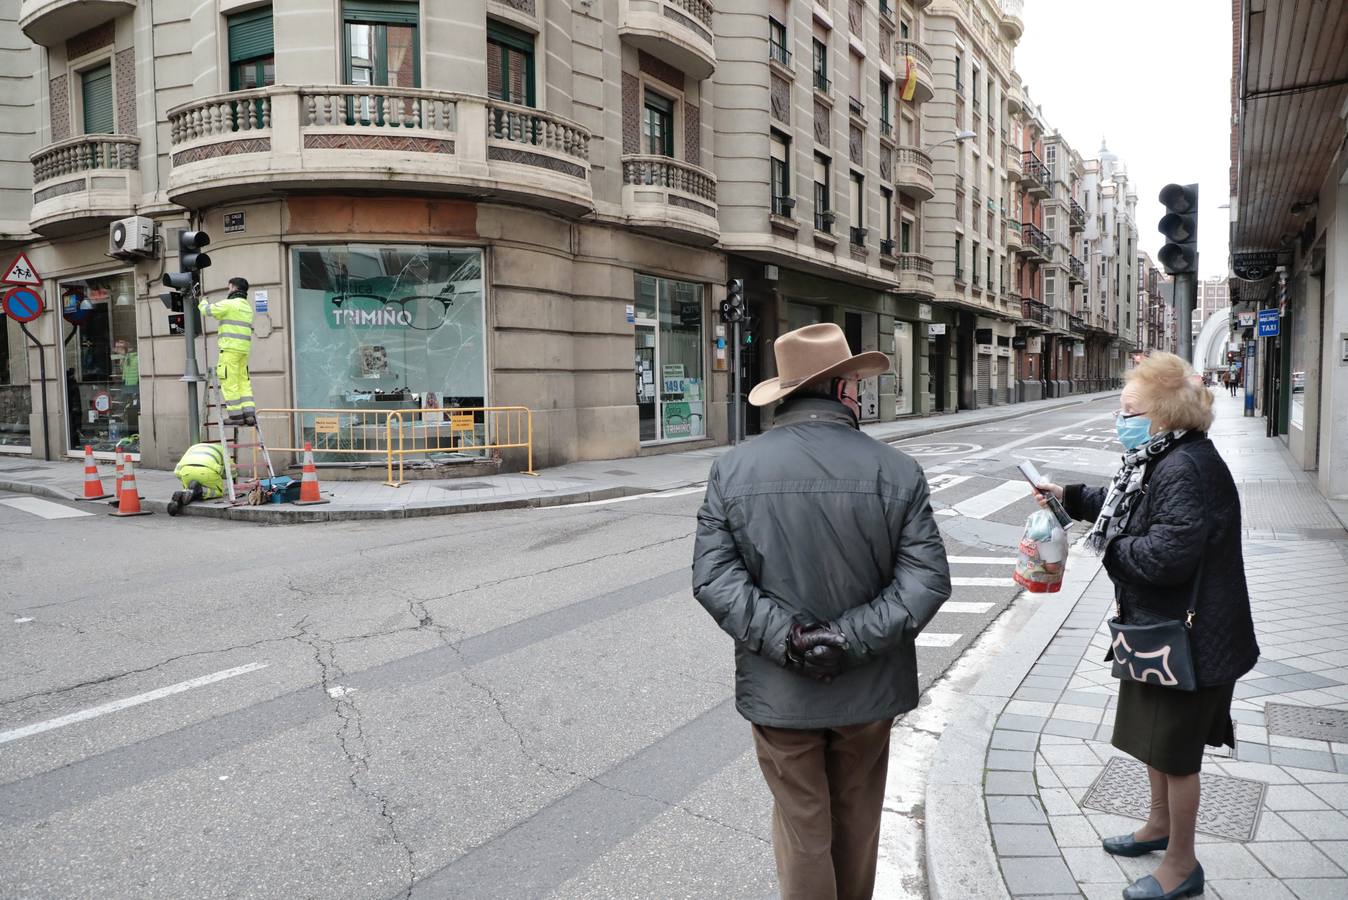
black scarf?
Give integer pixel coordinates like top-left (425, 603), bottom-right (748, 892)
top-left (1084, 429), bottom-right (1187, 554)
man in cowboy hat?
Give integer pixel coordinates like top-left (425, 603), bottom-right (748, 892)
top-left (693, 322), bottom-right (951, 900)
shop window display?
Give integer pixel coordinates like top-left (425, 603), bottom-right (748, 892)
top-left (292, 245), bottom-right (485, 457)
top-left (60, 273), bottom-right (139, 456)
top-left (634, 274), bottom-right (705, 443)
top-left (0, 316), bottom-right (31, 449)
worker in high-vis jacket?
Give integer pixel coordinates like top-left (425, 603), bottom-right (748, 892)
top-left (200, 276), bottom-right (255, 425)
top-left (167, 442), bottom-right (235, 515)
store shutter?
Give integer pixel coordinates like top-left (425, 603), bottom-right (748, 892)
top-left (228, 7), bottom-right (274, 63)
top-left (81, 64), bottom-right (114, 135)
top-left (977, 354), bottom-right (992, 408)
top-left (998, 359), bottom-right (1010, 404)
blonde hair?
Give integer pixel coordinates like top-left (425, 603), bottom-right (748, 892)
top-left (1128, 352), bottom-right (1214, 433)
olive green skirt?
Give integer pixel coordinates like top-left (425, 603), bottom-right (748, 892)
top-left (1111, 680), bottom-right (1236, 776)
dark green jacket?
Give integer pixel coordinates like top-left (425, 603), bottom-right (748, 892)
top-left (692, 397), bottom-right (951, 728)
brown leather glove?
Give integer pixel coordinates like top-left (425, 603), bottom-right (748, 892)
top-left (785, 623), bottom-right (849, 682)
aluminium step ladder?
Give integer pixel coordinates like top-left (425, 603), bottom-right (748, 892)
top-left (204, 371), bottom-right (276, 503)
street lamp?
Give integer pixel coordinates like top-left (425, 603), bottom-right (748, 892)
top-left (923, 130), bottom-right (977, 153)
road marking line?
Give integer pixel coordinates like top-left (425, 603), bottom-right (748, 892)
top-left (927, 474), bottom-right (971, 494)
top-left (14, 617), bottom-right (34, 624)
top-left (960, 411), bottom-right (1116, 461)
top-left (916, 632), bottom-right (962, 648)
top-left (947, 556), bottom-right (1018, 565)
top-left (0, 662), bottom-right (268, 746)
top-left (0, 497), bottom-right (93, 519)
top-left (952, 480), bottom-right (1028, 519)
top-left (938, 601), bottom-right (995, 614)
top-left (541, 485), bottom-right (706, 509)
top-left (951, 576), bottom-right (1015, 586)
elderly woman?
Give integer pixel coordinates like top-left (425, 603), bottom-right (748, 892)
top-left (1036, 353), bottom-right (1258, 900)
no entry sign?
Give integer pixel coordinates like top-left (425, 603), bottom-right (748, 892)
top-left (2, 286), bottom-right (44, 324)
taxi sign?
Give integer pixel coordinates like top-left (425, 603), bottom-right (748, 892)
top-left (1257, 308), bottom-right (1280, 338)
top-left (2, 286), bottom-right (44, 323)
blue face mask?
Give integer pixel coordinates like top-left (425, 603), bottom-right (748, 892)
top-left (1116, 415), bottom-right (1153, 450)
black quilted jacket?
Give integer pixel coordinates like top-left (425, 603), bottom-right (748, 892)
top-left (1064, 433), bottom-right (1259, 687)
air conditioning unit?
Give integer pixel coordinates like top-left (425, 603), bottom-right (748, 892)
top-left (109, 216), bottom-right (156, 258)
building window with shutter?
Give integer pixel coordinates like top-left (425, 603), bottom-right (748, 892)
top-left (850, 172), bottom-right (864, 245)
top-left (487, 19), bottom-right (535, 107)
top-left (80, 63), bottom-right (114, 135)
top-left (771, 130), bottom-right (792, 215)
top-left (643, 90), bottom-right (675, 157)
top-left (812, 37), bottom-right (830, 92)
top-left (344, 0), bottom-right (420, 103)
top-left (229, 6), bottom-right (275, 90)
top-left (814, 154), bottom-right (832, 231)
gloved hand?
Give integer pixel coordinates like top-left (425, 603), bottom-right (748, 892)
top-left (785, 623), bottom-right (848, 682)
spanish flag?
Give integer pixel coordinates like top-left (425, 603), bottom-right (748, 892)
top-left (901, 55), bottom-right (918, 101)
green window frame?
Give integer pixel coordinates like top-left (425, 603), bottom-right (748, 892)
top-left (487, 20), bottom-right (536, 107)
top-left (343, 0), bottom-right (420, 89)
top-left (812, 38), bottom-right (830, 91)
top-left (228, 6), bottom-right (275, 90)
top-left (81, 63), bottom-right (114, 135)
top-left (643, 89), bottom-right (675, 157)
top-left (879, 79), bottom-right (891, 133)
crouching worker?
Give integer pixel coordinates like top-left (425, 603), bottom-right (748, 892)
top-left (167, 442), bottom-right (234, 515)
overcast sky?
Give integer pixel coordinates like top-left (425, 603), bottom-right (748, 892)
top-left (1014, 0), bottom-right (1231, 278)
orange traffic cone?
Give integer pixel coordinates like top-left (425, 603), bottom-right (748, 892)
top-left (108, 453), bottom-right (153, 517)
top-left (293, 442), bottom-right (328, 505)
top-left (80, 445), bottom-right (113, 500)
top-left (109, 454), bottom-right (126, 507)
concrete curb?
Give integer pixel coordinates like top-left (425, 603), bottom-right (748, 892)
top-left (923, 549), bottom-right (1106, 900)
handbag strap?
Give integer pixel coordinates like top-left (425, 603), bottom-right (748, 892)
top-left (1184, 544), bottom-right (1205, 628)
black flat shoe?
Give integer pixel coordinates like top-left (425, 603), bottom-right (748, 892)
top-left (1102, 833), bottom-right (1170, 856)
top-left (1122, 863), bottom-right (1204, 899)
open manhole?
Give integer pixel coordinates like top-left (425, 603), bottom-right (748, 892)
top-left (1081, 757), bottom-right (1265, 841)
top-left (434, 482), bottom-right (492, 492)
top-left (1265, 703), bottom-right (1348, 743)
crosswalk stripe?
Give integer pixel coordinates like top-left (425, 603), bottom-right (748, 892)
top-left (926, 474), bottom-right (971, 494)
top-left (916, 632), bottom-right (962, 648)
top-left (0, 497), bottom-right (93, 520)
top-left (947, 556), bottom-right (1018, 565)
top-left (951, 576), bottom-right (1014, 586)
top-left (938, 601), bottom-right (995, 614)
top-left (952, 479), bottom-right (1030, 519)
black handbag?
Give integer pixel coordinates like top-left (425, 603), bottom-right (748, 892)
top-left (1104, 558), bottom-right (1202, 692)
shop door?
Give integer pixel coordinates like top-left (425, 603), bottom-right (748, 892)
top-left (957, 313), bottom-right (975, 410)
top-left (845, 311), bottom-right (880, 421)
top-left (635, 323), bottom-right (657, 442)
top-left (976, 354), bottom-right (992, 408)
top-left (929, 332), bottom-right (947, 412)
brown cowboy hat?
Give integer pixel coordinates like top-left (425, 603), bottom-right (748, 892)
top-left (748, 322), bottom-right (891, 407)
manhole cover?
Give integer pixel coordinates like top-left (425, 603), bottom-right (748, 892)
top-left (1265, 703), bottom-right (1348, 743)
top-left (604, 469), bottom-right (635, 476)
top-left (435, 482), bottom-right (491, 492)
top-left (1081, 757), bottom-right (1265, 841)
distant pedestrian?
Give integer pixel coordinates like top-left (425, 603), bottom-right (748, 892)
top-left (1033, 352), bottom-right (1257, 900)
top-left (692, 323), bottom-right (952, 900)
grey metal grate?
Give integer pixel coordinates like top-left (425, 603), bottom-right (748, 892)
top-left (1265, 703), bottom-right (1348, 743)
top-left (1081, 757), bottom-right (1266, 842)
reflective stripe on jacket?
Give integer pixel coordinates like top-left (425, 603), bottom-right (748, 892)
top-left (174, 442), bottom-right (232, 479)
top-left (199, 292), bottom-right (253, 353)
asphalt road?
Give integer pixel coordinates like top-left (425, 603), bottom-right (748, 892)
top-left (0, 395), bottom-right (1122, 899)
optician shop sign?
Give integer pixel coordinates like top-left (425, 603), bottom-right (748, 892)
top-left (331, 307), bottom-right (415, 327)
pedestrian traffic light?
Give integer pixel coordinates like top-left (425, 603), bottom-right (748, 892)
top-left (1157, 183), bottom-right (1198, 276)
top-left (160, 290), bottom-right (183, 312)
top-left (721, 278), bottom-right (745, 323)
top-left (178, 230), bottom-right (212, 273)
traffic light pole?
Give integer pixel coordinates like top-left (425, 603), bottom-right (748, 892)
top-left (1175, 272), bottom-right (1195, 364)
top-left (182, 282), bottom-right (204, 441)
top-left (731, 319), bottom-right (742, 445)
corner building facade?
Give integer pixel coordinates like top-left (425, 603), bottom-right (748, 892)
top-left (4, 0), bottom-right (726, 469)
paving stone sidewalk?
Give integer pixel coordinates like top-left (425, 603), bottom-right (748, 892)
top-left (927, 388), bottom-right (1348, 899)
top-left (0, 390), bottom-right (1117, 522)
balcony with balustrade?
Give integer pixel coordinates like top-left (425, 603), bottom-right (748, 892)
top-left (1020, 151), bottom-right (1050, 198)
top-left (895, 252), bottom-right (935, 298)
top-left (29, 135), bottom-right (140, 236)
top-left (621, 155), bottom-right (718, 244)
top-left (1069, 198), bottom-right (1086, 233)
top-left (18, 0), bottom-right (134, 44)
top-left (1018, 222), bottom-right (1050, 261)
top-left (618, 0), bottom-right (715, 81)
top-left (1007, 77), bottom-right (1025, 115)
top-left (1020, 297), bottom-right (1052, 330)
top-left (1000, 0), bottom-right (1024, 41)
top-left (1005, 219), bottom-right (1023, 253)
top-left (1005, 143), bottom-right (1023, 179)
top-left (166, 87), bottom-right (593, 216)
top-left (1069, 255), bottom-right (1085, 284)
top-left (893, 41), bottom-right (934, 105)
top-left (894, 146), bottom-right (934, 201)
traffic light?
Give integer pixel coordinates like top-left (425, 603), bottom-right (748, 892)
top-left (721, 278), bottom-right (745, 323)
top-left (162, 271), bottom-right (194, 294)
top-left (160, 289), bottom-right (183, 312)
top-left (178, 230), bottom-right (212, 273)
top-left (1157, 183), bottom-right (1197, 275)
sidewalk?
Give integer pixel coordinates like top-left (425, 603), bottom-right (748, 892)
top-left (0, 389), bottom-right (1117, 523)
top-left (925, 388), bottom-right (1348, 899)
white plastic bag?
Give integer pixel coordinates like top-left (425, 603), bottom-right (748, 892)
top-left (1013, 509), bottom-right (1068, 593)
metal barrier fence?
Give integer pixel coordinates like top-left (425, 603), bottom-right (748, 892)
top-left (253, 406), bottom-right (535, 487)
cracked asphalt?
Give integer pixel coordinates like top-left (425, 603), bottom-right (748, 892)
top-left (0, 397), bottom-right (1120, 898)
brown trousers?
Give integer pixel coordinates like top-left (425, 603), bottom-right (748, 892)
top-left (752, 718), bottom-right (894, 900)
